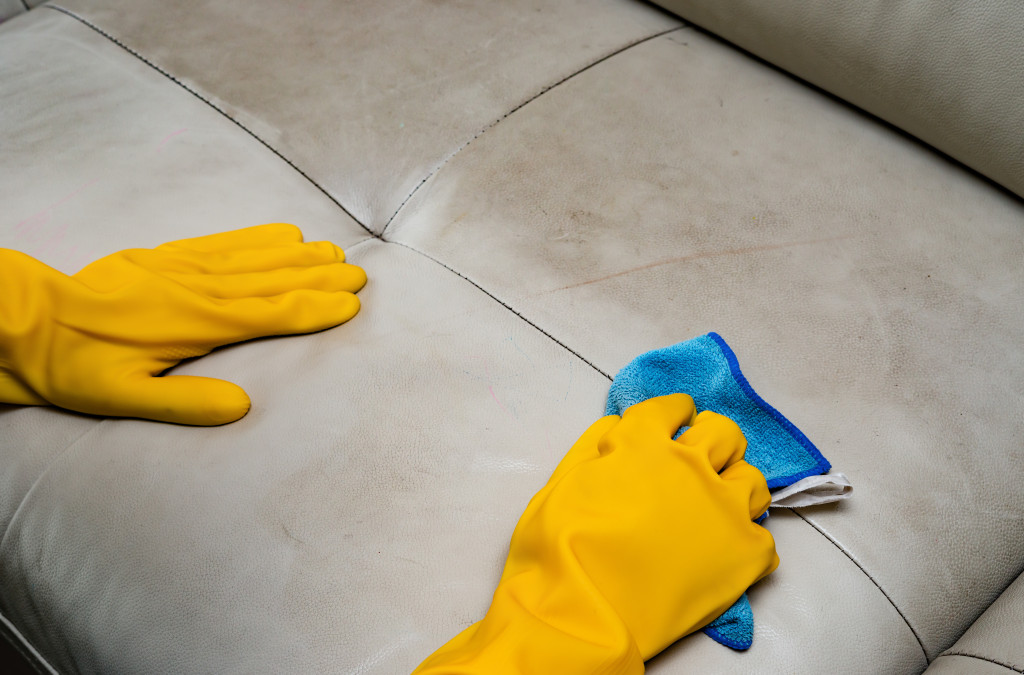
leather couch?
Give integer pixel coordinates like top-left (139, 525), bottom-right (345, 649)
top-left (1, 1), bottom-right (1022, 672)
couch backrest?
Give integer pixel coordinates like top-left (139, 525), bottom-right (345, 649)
top-left (653, 0), bottom-right (1024, 200)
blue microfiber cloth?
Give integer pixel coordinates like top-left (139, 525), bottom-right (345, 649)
top-left (605, 332), bottom-right (830, 650)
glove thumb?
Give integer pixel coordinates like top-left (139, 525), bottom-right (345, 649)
top-left (100, 374), bottom-right (252, 425)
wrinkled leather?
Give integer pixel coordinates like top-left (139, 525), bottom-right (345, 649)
top-left (0, 0), bottom-right (25, 22)
top-left (924, 571), bottom-right (1024, 674)
top-left (922, 656), bottom-right (1018, 675)
top-left (1, 1), bottom-right (1022, 674)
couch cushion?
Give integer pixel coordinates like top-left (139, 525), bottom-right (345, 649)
top-left (0, 0), bottom-right (25, 23)
top-left (0, 8), bottom-right (372, 268)
top-left (924, 571), bottom-right (1024, 674)
top-left (651, 0), bottom-right (1024, 201)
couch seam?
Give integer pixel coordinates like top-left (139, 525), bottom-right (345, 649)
top-left (938, 652), bottom-right (1024, 673)
top-left (378, 24), bottom-right (686, 237)
top-left (0, 612), bottom-right (58, 675)
top-left (19, 0), bottom-right (31, 12)
top-left (794, 510), bottom-right (929, 663)
top-left (342, 236), bottom-right (377, 253)
top-left (384, 239), bottom-right (611, 381)
top-left (43, 4), bottom-right (375, 239)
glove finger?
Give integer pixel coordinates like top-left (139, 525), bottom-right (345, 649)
top-left (93, 375), bottom-right (251, 425)
top-left (216, 289), bottom-right (362, 340)
top-left (719, 460), bottom-right (772, 520)
top-left (607, 393), bottom-right (696, 453)
top-left (157, 223), bottom-right (305, 253)
top-left (165, 261), bottom-right (367, 299)
top-left (675, 410), bottom-right (746, 473)
top-left (151, 240), bottom-right (347, 275)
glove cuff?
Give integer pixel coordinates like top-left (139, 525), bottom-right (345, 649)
top-left (413, 576), bottom-right (644, 675)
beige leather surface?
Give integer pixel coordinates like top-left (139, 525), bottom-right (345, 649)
top-left (0, 0), bottom-right (25, 22)
top-left (930, 571), bottom-right (1024, 673)
top-left (47, 0), bottom-right (681, 233)
top-left (923, 655), bottom-right (1018, 675)
top-left (0, 10), bottom-right (371, 272)
top-left (651, 0), bottom-right (1024, 201)
top-left (2, 1), bottom-right (1023, 673)
top-left (387, 27), bottom-right (1024, 659)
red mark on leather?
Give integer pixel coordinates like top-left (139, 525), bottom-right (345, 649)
top-left (14, 178), bottom-right (101, 235)
top-left (157, 128), bottom-right (188, 152)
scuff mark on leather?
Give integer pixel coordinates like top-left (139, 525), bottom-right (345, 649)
top-left (544, 234), bottom-right (856, 294)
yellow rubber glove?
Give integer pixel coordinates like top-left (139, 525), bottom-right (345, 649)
top-left (413, 394), bottom-right (778, 675)
top-left (0, 223), bottom-right (366, 425)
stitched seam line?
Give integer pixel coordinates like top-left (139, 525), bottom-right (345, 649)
top-left (378, 25), bottom-right (686, 237)
top-left (793, 510), bottom-right (929, 662)
top-left (941, 652), bottom-right (1024, 673)
top-left (385, 239), bottom-right (611, 381)
top-left (340, 236), bottom-right (377, 253)
top-left (44, 5), bottom-right (374, 238)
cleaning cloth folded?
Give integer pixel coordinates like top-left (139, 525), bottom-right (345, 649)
top-left (605, 332), bottom-right (831, 650)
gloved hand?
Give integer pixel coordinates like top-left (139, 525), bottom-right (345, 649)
top-left (413, 393), bottom-right (778, 674)
top-left (0, 223), bottom-right (366, 425)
